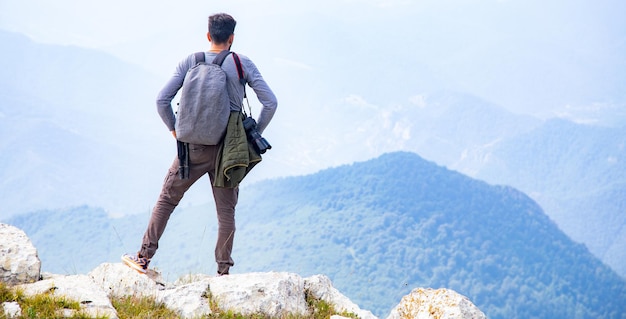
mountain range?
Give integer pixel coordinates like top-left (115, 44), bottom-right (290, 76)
top-left (6, 152), bottom-right (626, 319)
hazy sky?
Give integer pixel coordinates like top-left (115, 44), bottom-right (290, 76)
top-left (1, 0), bottom-right (625, 217)
top-left (1, 0), bottom-right (624, 119)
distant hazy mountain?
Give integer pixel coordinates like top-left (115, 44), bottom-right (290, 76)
top-left (0, 30), bottom-right (172, 216)
top-left (471, 119), bottom-right (626, 278)
top-left (379, 97), bottom-right (626, 278)
top-left (289, 89), bottom-right (626, 278)
top-left (6, 152), bottom-right (625, 319)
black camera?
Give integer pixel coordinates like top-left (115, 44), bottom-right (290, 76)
top-left (242, 116), bottom-right (272, 154)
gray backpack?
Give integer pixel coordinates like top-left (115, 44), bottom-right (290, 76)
top-left (175, 50), bottom-right (240, 145)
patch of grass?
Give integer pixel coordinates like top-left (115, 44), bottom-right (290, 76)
top-left (0, 282), bottom-right (14, 302)
top-left (306, 296), bottom-right (333, 318)
top-left (110, 295), bottom-right (179, 319)
top-left (0, 282), bottom-right (99, 319)
top-left (205, 310), bottom-right (270, 319)
top-left (304, 289), bottom-right (359, 319)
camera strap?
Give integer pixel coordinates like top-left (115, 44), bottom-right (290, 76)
top-left (205, 50), bottom-right (249, 115)
top-left (228, 52), bottom-right (254, 118)
top-left (204, 50), bottom-right (252, 119)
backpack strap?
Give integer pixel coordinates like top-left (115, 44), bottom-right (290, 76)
top-left (211, 50), bottom-right (249, 110)
top-left (194, 51), bottom-right (205, 64)
top-left (211, 50), bottom-right (245, 84)
top-left (212, 50), bottom-right (232, 66)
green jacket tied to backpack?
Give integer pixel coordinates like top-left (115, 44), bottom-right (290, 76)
top-left (214, 111), bottom-right (262, 188)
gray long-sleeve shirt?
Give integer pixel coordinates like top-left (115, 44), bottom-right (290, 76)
top-left (156, 51), bottom-right (277, 134)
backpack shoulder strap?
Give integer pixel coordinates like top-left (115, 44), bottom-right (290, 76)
top-left (212, 50), bottom-right (232, 66)
top-left (193, 51), bottom-right (205, 64)
top-left (212, 50), bottom-right (246, 85)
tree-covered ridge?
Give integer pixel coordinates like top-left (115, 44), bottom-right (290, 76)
top-left (237, 152), bottom-right (626, 318)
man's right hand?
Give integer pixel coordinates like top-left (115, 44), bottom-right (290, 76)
top-left (171, 130), bottom-right (177, 139)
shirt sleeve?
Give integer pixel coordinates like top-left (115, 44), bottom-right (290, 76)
top-left (243, 58), bottom-right (278, 134)
top-left (156, 54), bottom-right (195, 131)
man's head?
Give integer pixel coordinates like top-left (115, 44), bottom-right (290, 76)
top-left (208, 13), bottom-right (236, 45)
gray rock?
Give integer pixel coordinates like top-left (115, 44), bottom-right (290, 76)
top-left (386, 288), bottom-right (486, 319)
top-left (156, 279), bottom-right (213, 318)
top-left (17, 274), bottom-right (118, 319)
top-left (0, 223), bottom-right (41, 285)
top-left (87, 266), bottom-right (380, 319)
top-left (207, 272), bottom-right (309, 318)
top-left (174, 273), bottom-right (212, 286)
top-left (89, 262), bottom-right (166, 297)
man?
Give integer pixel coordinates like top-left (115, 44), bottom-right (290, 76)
top-left (122, 13), bottom-right (277, 276)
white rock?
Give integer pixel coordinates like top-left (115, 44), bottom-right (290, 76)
top-left (305, 274), bottom-right (378, 319)
top-left (174, 273), bottom-right (212, 286)
top-left (156, 279), bottom-right (213, 318)
top-left (86, 268), bottom-right (378, 319)
top-left (2, 301), bottom-right (21, 318)
top-left (0, 224), bottom-right (41, 285)
top-left (386, 288), bottom-right (486, 319)
top-left (89, 262), bottom-right (166, 297)
top-left (207, 272), bottom-right (309, 318)
top-left (17, 274), bottom-right (118, 319)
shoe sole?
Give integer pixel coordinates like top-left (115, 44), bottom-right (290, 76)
top-left (121, 255), bottom-right (147, 274)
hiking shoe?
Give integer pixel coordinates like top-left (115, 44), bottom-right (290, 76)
top-left (121, 253), bottom-right (150, 274)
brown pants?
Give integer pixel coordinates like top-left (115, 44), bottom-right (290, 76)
top-left (139, 143), bottom-right (238, 275)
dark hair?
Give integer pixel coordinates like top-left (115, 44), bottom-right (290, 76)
top-left (208, 13), bottom-right (236, 44)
